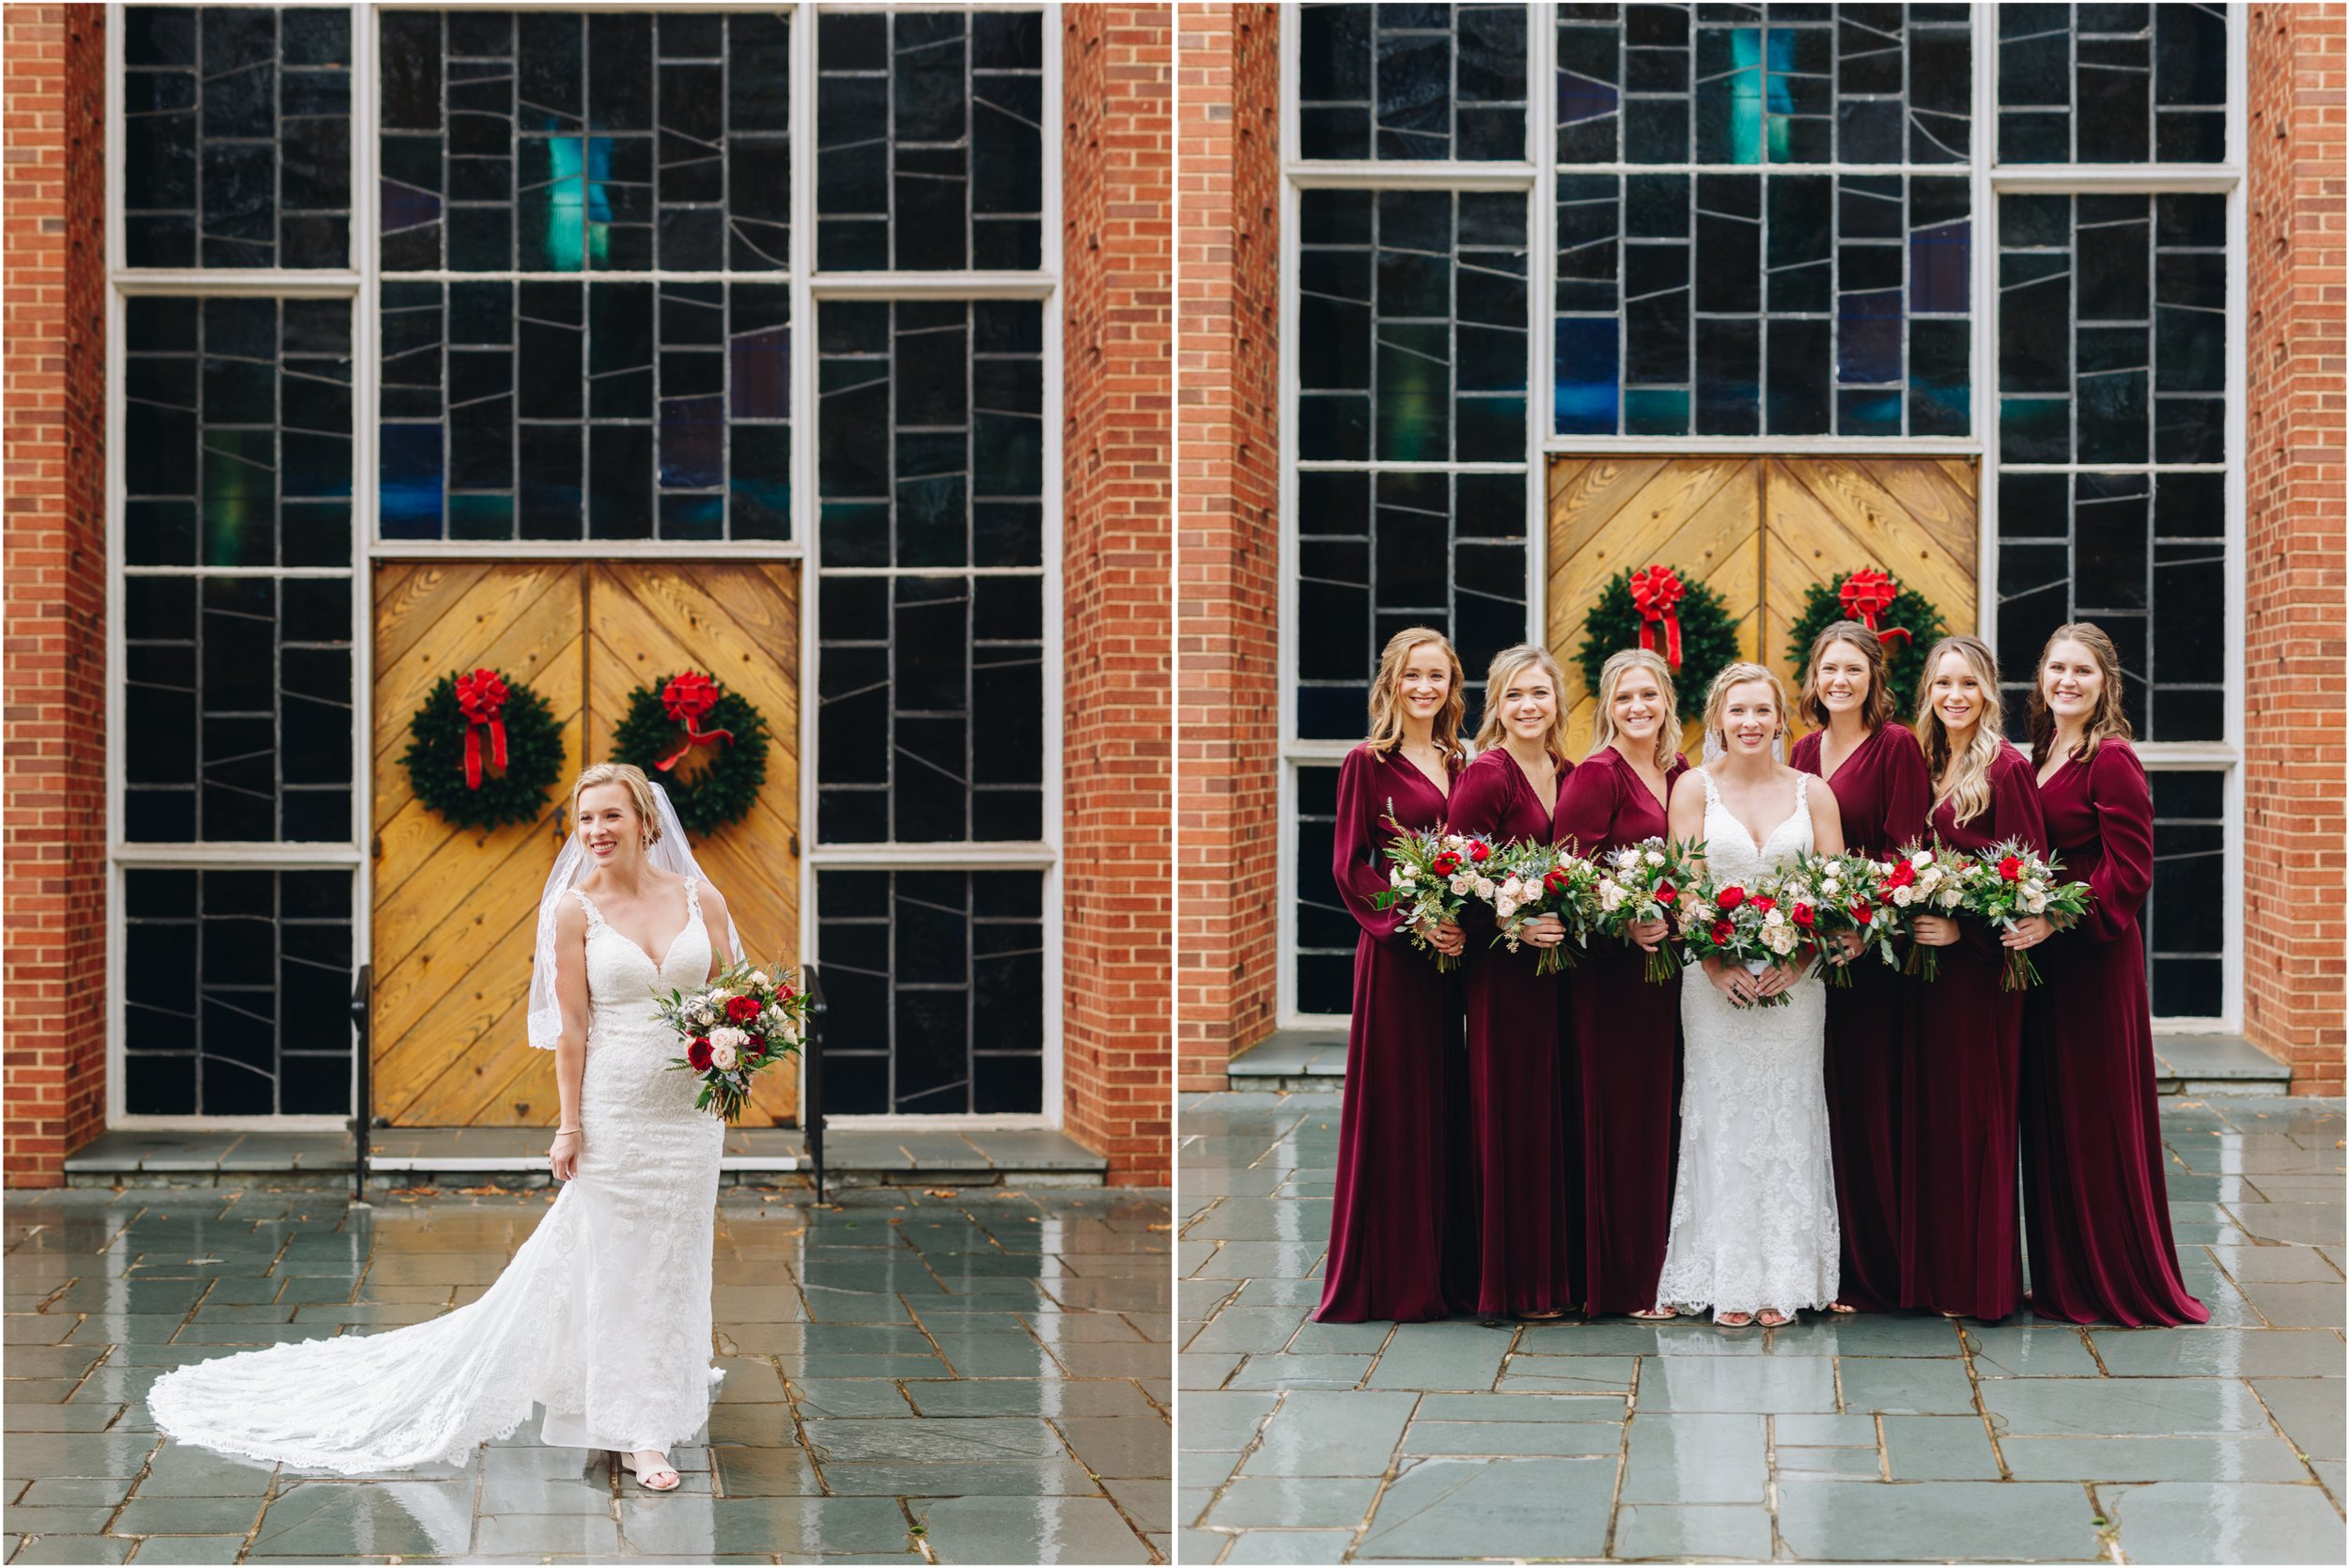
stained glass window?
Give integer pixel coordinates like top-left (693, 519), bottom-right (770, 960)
top-left (1997, 3), bottom-right (2228, 165)
top-left (1291, 764), bottom-right (1356, 1017)
top-left (1297, 3), bottom-right (1530, 162)
top-left (121, 6), bottom-right (353, 269)
top-left (816, 299), bottom-right (1047, 845)
top-left (2145, 769), bottom-right (2224, 1018)
top-left (815, 8), bottom-right (1046, 271)
top-left (122, 868), bottom-right (355, 1116)
top-left (814, 870), bottom-right (1046, 1114)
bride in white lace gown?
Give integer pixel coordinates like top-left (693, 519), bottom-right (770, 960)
top-left (1654, 664), bottom-right (1847, 1327)
top-left (149, 764), bottom-right (739, 1491)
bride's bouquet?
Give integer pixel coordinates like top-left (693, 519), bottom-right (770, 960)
top-left (1372, 812), bottom-right (1499, 972)
top-left (1476, 843), bottom-right (1601, 975)
top-left (1787, 850), bottom-right (1896, 987)
top-left (657, 959), bottom-right (810, 1121)
top-left (1952, 839), bottom-right (2094, 991)
top-left (1588, 836), bottom-right (1704, 984)
top-left (1674, 871), bottom-right (1810, 1008)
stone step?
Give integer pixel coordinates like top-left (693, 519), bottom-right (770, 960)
top-left (62, 1125), bottom-right (1107, 1190)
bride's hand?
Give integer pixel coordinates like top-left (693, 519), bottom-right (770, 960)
top-left (1703, 957), bottom-right (1756, 1007)
top-left (1753, 960), bottom-right (1803, 997)
top-left (549, 1127), bottom-right (582, 1182)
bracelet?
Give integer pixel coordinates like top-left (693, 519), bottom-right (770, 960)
top-left (553, 1126), bottom-right (582, 1137)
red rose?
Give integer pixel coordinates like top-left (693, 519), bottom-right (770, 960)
top-left (1432, 851), bottom-right (1461, 876)
top-left (1469, 840), bottom-right (1490, 863)
top-left (1716, 886), bottom-right (1746, 912)
top-left (1999, 855), bottom-right (2023, 882)
top-left (725, 994), bottom-right (760, 1024)
top-left (1655, 882), bottom-right (1677, 906)
top-left (1710, 920), bottom-right (1735, 944)
top-left (687, 1038), bottom-right (714, 1071)
top-left (1886, 862), bottom-right (1916, 890)
top-left (1791, 903), bottom-right (1814, 929)
top-left (778, 983), bottom-right (795, 1001)
top-left (1851, 900), bottom-right (1875, 925)
top-left (743, 1034), bottom-right (768, 1058)
top-left (1751, 894), bottom-right (1777, 914)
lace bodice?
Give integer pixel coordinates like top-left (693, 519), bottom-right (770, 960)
top-left (1698, 768), bottom-right (1813, 884)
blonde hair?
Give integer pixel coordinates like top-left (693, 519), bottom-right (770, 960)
top-left (1702, 661), bottom-right (1791, 753)
top-left (1913, 634), bottom-right (2006, 827)
top-left (1365, 627), bottom-right (1467, 763)
top-left (570, 762), bottom-right (664, 848)
top-left (1470, 644), bottom-right (1569, 758)
top-left (2028, 621), bottom-right (2133, 768)
top-left (1588, 647), bottom-right (1681, 770)
top-left (1797, 620), bottom-right (1897, 734)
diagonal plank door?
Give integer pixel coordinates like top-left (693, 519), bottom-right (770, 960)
top-left (371, 561), bottom-right (801, 1127)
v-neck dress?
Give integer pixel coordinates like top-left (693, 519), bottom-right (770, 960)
top-left (2020, 741), bottom-right (2208, 1326)
top-left (1316, 743), bottom-right (1472, 1323)
top-left (1449, 745), bottom-right (1579, 1317)
top-left (1554, 744), bottom-right (1690, 1316)
top-left (1792, 722), bottom-right (1931, 1312)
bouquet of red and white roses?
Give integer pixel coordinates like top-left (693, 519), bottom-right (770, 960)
top-left (1372, 812), bottom-right (1499, 972)
top-left (1787, 849), bottom-right (1896, 987)
top-left (1887, 843), bottom-right (1970, 982)
top-left (1588, 836), bottom-right (1704, 984)
top-left (1674, 872), bottom-right (1812, 1008)
top-left (657, 959), bottom-right (809, 1121)
top-left (1953, 838), bottom-right (2094, 991)
top-left (1479, 843), bottom-right (1602, 975)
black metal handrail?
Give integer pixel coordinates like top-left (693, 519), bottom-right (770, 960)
top-left (350, 963), bottom-right (373, 1204)
top-left (801, 963), bottom-right (826, 1202)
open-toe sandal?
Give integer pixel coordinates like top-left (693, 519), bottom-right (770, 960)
top-left (1716, 1311), bottom-right (1755, 1327)
top-left (1827, 1300), bottom-right (1858, 1314)
top-left (1756, 1308), bottom-right (1791, 1327)
top-left (1627, 1306), bottom-right (1677, 1321)
top-left (621, 1452), bottom-right (680, 1492)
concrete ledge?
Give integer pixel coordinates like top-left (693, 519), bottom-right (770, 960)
top-left (1226, 1030), bottom-right (1348, 1092)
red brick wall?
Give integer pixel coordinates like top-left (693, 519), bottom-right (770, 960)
top-left (1060, 7), bottom-right (1174, 1185)
top-left (1175, 6), bottom-right (1283, 1091)
top-left (5, 5), bottom-right (109, 1187)
top-left (2244, 6), bottom-right (2347, 1095)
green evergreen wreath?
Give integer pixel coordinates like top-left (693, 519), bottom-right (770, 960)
top-left (399, 669), bottom-right (565, 832)
top-left (610, 672), bottom-right (771, 837)
top-left (1574, 566), bottom-right (1743, 722)
top-left (1782, 571), bottom-right (1952, 715)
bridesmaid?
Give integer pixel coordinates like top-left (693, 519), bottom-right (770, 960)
top-left (1317, 628), bottom-right (1472, 1324)
top-left (1790, 623), bottom-right (1931, 1314)
top-left (2018, 624), bottom-right (2209, 1327)
top-left (1904, 634), bottom-right (2048, 1322)
top-left (1448, 645), bottom-right (1577, 1321)
top-left (1556, 647), bottom-right (1689, 1321)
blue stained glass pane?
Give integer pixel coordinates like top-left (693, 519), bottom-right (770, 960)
top-left (1623, 387), bottom-right (1689, 437)
top-left (1553, 317), bottom-right (1619, 435)
top-left (1838, 388), bottom-right (1903, 436)
top-left (1837, 289), bottom-right (1903, 382)
top-left (660, 393), bottom-right (724, 488)
top-left (1911, 220), bottom-right (1970, 315)
top-left (378, 424), bottom-right (444, 537)
top-left (1559, 68), bottom-right (1617, 126)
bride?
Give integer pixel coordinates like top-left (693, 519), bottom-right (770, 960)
top-left (1654, 664), bottom-right (1846, 1327)
top-left (149, 763), bottom-right (740, 1492)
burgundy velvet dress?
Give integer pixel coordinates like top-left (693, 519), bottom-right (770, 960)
top-left (1793, 722), bottom-right (1931, 1312)
top-left (1317, 743), bottom-right (1470, 1324)
top-left (1450, 746), bottom-right (1579, 1317)
top-left (1556, 744), bottom-right (1690, 1317)
top-left (1906, 742), bottom-right (2047, 1321)
top-left (2021, 741), bottom-right (2208, 1327)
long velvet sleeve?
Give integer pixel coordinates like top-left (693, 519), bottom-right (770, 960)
top-left (1878, 727), bottom-right (1932, 850)
top-left (1553, 756), bottom-right (1623, 855)
top-left (1333, 747), bottom-right (1410, 947)
top-left (2078, 742), bottom-right (2155, 945)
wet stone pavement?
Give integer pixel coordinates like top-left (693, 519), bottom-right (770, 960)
top-left (1179, 1092), bottom-right (2345, 1564)
top-left (4, 1185), bottom-right (1172, 1564)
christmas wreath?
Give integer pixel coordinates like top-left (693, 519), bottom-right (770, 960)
top-left (1573, 564), bottom-right (1742, 722)
top-left (399, 667), bottom-right (566, 832)
top-left (610, 670), bottom-right (771, 836)
top-left (1782, 567), bottom-right (1951, 714)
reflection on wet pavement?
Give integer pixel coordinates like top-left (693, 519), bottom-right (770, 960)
top-left (6, 1184), bottom-right (1172, 1563)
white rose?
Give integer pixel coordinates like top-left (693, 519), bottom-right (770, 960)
top-left (1644, 849), bottom-right (1665, 866)
top-left (1474, 878), bottom-right (1496, 901)
top-left (1450, 873), bottom-right (1475, 896)
top-left (1614, 848), bottom-right (1641, 872)
top-left (1495, 895), bottom-right (1518, 921)
top-left (709, 1041), bottom-right (738, 1070)
top-left (1599, 881), bottom-right (1626, 912)
top-left (1763, 908), bottom-right (1785, 929)
top-left (1766, 927), bottom-right (1797, 955)
top-left (1937, 888), bottom-right (1963, 909)
top-left (748, 970), bottom-right (771, 989)
top-left (1890, 886), bottom-right (1914, 908)
top-left (690, 1006), bottom-right (714, 1027)
top-left (1391, 869), bottom-right (1411, 890)
top-left (2025, 891), bottom-right (2046, 913)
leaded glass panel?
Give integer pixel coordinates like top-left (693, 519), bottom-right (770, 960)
top-left (378, 10), bottom-right (791, 273)
top-left (1298, 3), bottom-right (1530, 162)
top-left (121, 6), bottom-right (353, 269)
top-left (1291, 763), bottom-right (1356, 1017)
top-left (122, 868), bottom-right (354, 1116)
top-left (814, 870), bottom-right (1046, 1113)
top-left (2145, 769), bottom-right (2224, 1018)
top-left (816, 299), bottom-right (1046, 845)
top-left (815, 8), bottom-right (1045, 271)
top-left (1997, 3), bottom-right (2227, 165)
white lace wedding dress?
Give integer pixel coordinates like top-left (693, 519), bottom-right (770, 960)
top-left (1654, 772), bottom-right (1841, 1320)
top-left (148, 879), bottom-right (727, 1473)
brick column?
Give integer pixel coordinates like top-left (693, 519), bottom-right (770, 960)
top-left (1060, 6), bottom-right (1174, 1185)
top-left (1176, 6), bottom-right (1283, 1092)
top-left (2243, 6), bottom-right (2347, 1095)
top-left (5, 5), bottom-right (109, 1186)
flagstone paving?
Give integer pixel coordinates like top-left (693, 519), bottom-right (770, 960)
top-left (4, 1184), bottom-right (1171, 1564)
top-left (1179, 1092), bottom-right (2345, 1564)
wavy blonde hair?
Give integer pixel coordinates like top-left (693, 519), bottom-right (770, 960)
top-left (1702, 660), bottom-right (1792, 753)
top-left (1588, 647), bottom-right (1681, 770)
top-left (1470, 644), bottom-right (1569, 758)
top-left (1797, 620), bottom-right (1898, 734)
top-left (570, 761), bottom-right (664, 848)
top-left (1913, 634), bottom-right (2005, 827)
top-left (2028, 621), bottom-right (2133, 768)
top-left (1365, 627), bottom-right (1467, 763)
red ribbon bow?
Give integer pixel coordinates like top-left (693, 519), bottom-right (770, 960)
top-left (657, 671), bottom-right (736, 772)
top-left (1838, 568), bottom-right (1912, 649)
top-left (454, 668), bottom-right (510, 790)
top-left (1629, 565), bottom-right (1686, 670)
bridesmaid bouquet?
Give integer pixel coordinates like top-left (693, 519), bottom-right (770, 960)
top-left (656, 959), bottom-right (810, 1121)
top-left (1788, 850), bottom-right (1897, 987)
top-left (1590, 836), bottom-right (1704, 984)
top-left (1674, 872), bottom-right (1810, 1008)
top-left (1953, 839), bottom-right (2095, 992)
top-left (1482, 844), bottom-right (1601, 975)
top-left (1372, 812), bottom-right (1499, 972)
top-left (1888, 843), bottom-right (1970, 982)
